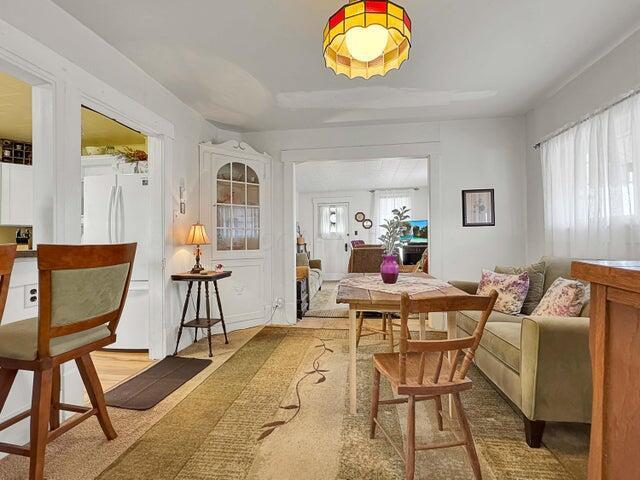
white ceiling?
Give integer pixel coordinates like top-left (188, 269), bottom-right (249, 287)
top-left (52, 0), bottom-right (640, 132)
top-left (296, 157), bottom-right (427, 193)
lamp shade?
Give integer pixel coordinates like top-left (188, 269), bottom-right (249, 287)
top-left (186, 223), bottom-right (210, 246)
top-left (324, 0), bottom-right (412, 79)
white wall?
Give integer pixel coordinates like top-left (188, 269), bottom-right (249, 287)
top-left (297, 189), bottom-right (376, 252)
top-left (438, 119), bottom-right (527, 280)
top-left (0, 1), bottom-right (239, 453)
top-left (244, 116), bottom-right (527, 323)
top-left (297, 187), bottom-right (429, 256)
top-left (525, 28), bottom-right (640, 261)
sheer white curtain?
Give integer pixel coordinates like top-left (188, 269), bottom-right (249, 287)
top-left (319, 204), bottom-right (347, 240)
top-left (541, 92), bottom-right (640, 259)
top-left (374, 190), bottom-right (413, 240)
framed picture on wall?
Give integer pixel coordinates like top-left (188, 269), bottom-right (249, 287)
top-left (462, 189), bottom-right (495, 227)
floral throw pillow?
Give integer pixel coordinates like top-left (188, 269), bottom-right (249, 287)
top-left (531, 277), bottom-right (586, 317)
top-left (476, 270), bottom-right (530, 315)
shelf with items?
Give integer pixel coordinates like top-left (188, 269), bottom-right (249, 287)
top-left (1, 139), bottom-right (32, 165)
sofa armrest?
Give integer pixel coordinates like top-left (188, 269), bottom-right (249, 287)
top-left (520, 315), bottom-right (592, 423)
top-left (448, 281), bottom-right (479, 295)
top-left (296, 266), bottom-right (309, 281)
top-left (309, 259), bottom-right (322, 270)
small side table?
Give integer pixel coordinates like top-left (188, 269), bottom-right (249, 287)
top-left (171, 271), bottom-right (231, 357)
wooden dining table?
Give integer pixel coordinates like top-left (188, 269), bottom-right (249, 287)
top-left (336, 272), bottom-right (468, 414)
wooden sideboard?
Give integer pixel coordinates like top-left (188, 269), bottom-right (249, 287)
top-left (572, 261), bottom-right (640, 480)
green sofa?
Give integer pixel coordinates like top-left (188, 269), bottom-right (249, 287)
top-left (449, 257), bottom-right (592, 448)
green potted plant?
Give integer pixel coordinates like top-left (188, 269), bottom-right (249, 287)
top-left (378, 206), bottom-right (411, 284)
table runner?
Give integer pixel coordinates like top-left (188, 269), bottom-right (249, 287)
top-left (338, 274), bottom-right (450, 296)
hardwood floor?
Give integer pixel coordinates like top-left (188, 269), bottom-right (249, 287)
top-left (90, 350), bottom-right (155, 393)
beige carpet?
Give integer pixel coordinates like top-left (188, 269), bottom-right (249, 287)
top-left (0, 327), bottom-right (589, 479)
top-left (304, 281), bottom-right (349, 318)
top-left (0, 327), bottom-right (262, 480)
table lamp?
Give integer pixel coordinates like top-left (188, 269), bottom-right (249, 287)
top-left (186, 223), bottom-right (210, 273)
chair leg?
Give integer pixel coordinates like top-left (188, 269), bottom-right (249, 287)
top-left (434, 395), bottom-right (444, 431)
top-left (406, 395), bottom-right (416, 480)
top-left (76, 354), bottom-right (117, 440)
top-left (524, 418), bottom-right (546, 448)
top-left (29, 369), bottom-right (53, 480)
top-left (356, 312), bottom-right (364, 348)
top-left (453, 393), bottom-right (482, 480)
top-left (50, 366), bottom-right (61, 431)
top-left (381, 315), bottom-right (387, 340)
top-left (370, 367), bottom-right (381, 439)
top-left (388, 315), bottom-right (395, 353)
top-left (0, 368), bottom-right (18, 414)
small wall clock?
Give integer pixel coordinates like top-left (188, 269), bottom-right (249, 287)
top-left (362, 219), bottom-right (373, 230)
top-left (354, 211), bottom-right (366, 222)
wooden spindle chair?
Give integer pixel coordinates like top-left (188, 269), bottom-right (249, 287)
top-left (370, 290), bottom-right (498, 480)
top-left (349, 246), bottom-right (409, 351)
top-left (0, 243), bottom-right (136, 480)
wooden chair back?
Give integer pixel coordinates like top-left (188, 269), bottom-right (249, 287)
top-left (0, 244), bottom-right (17, 323)
top-left (398, 291), bottom-right (498, 386)
top-left (348, 246), bottom-right (386, 273)
top-left (36, 243), bottom-right (137, 358)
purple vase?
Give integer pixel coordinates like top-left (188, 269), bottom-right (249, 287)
top-left (380, 255), bottom-right (400, 284)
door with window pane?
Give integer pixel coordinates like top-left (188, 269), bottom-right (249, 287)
top-left (314, 202), bottom-right (350, 281)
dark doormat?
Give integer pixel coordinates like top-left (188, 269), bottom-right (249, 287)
top-left (105, 356), bottom-right (212, 410)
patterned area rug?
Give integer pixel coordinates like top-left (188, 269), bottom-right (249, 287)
top-left (97, 327), bottom-right (588, 480)
top-left (304, 281), bottom-right (349, 318)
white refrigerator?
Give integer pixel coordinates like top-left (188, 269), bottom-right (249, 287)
top-left (82, 173), bottom-right (150, 349)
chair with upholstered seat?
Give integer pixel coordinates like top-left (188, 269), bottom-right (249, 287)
top-left (0, 244), bottom-right (17, 318)
top-left (370, 291), bottom-right (498, 480)
top-left (0, 243), bottom-right (136, 480)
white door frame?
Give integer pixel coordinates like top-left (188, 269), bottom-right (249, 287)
top-left (78, 97), bottom-right (172, 360)
top-left (284, 144), bottom-right (440, 324)
top-left (0, 26), bottom-right (175, 360)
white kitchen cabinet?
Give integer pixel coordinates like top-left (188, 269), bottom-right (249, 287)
top-left (0, 163), bottom-right (33, 226)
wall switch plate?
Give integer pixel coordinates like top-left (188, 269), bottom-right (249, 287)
top-left (179, 178), bottom-right (187, 215)
top-left (24, 284), bottom-right (38, 309)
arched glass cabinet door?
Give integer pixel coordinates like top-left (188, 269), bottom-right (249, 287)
top-left (215, 162), bottom-right (260, 251)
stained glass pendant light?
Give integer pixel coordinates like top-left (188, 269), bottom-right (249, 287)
top-left (324, 0), bottom-right (412, 79)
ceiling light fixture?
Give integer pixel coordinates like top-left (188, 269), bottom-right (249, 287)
top-left (324, 0), bottom-right (412, 79)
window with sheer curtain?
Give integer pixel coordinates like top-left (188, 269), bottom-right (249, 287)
top-left (318, 204), bottom-right (347, 239)
top-left (374, 190), bottom-right (413, 240)
top-left (541, 91), bottom-right (640, 259)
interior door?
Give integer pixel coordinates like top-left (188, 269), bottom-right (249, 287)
top-left (315, 202), bottom-right (350, 281)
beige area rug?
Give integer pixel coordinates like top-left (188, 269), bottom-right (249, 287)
top-left (0, 326), bottom-right (588, 479)
top-left (0, 327), bottom-right (263, 480)
top-left (305, 281), bottom-right (349, 318)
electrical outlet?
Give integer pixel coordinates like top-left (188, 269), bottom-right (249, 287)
top-left (24, 284), bottom-right (38, 309)
top-left (273, 297), bottom-right (285, 309)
